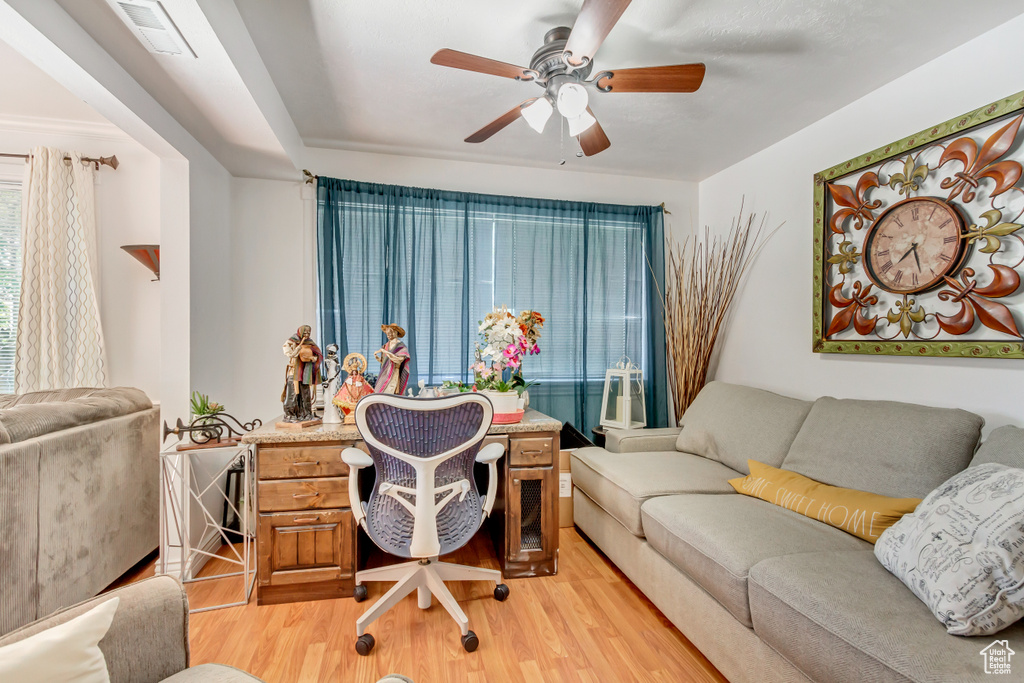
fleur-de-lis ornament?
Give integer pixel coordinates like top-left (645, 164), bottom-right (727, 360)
top-left (826, 241), bottom-right (861, 274)
top-left (886, 296), bottom-right (926, 338)
top-left (827, 172), bottom-right (881, 234)
top-left (939, 114), bottom-right (1023, 203)
top-left (887, 153), bottom-right (929, 196)
top-left (827, 280), bottom-right (878, 336)
top-left (964, 208), bottom-right (1022, 254)
top-left (936, 266), bottom-right (1022, 337)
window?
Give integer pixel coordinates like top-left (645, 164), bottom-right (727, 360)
top-left (317, 178), bottom-right (667, 432)
top-left (0, 182), bottom-right (20, 393)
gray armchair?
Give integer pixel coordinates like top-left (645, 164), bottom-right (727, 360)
top-left (0, 575), bottom-right (262, 683)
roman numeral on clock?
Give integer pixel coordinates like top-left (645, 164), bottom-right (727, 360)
top-left (876, 249), bottom-right (889, 257)
top-left (880, 260), bottom-right (893, 273)
top-left (912, 273), bottom-right (919, 286)
top-left (893, 270), bottom-right (904, 285)
top-left (939, 253), bottom-right (952, 262)
top-left (911, 207), bottom-right (920, 220)
top-left (893, 216), bottom-right (904, 228)
top-left (943, 235), bottom-right (957, 244)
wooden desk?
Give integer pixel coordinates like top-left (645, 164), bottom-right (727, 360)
top-left (242, 410), bottom-right (562, 605)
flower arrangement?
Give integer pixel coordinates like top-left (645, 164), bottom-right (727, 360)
top-left (471, 306), bottom-right (544, 392)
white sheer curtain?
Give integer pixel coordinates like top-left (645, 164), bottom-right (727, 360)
top-left (15, 147), bottom-right (107, 392)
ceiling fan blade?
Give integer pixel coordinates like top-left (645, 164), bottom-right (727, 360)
top-left (431, 48), bottom-right (532, 80)
top-left (465, 99), bottom-right (537, 143)
top-left (578, 107), bottom-right (610, 157)
top-left (563, 0), bottom-right (632, 66)
top-left (594, 64), bottom-right (706, 93)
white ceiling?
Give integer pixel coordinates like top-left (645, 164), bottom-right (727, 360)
top-left (0, 38), bottom-right (112, 127)
top-left (16, 1), bottom-right (1024, 181)
top-left (234, 0), bottom-right (1024, 180)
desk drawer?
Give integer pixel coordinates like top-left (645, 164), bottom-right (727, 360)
top-left (258, 477), bottom-right (349, 512)
top-left (258, 445), bottom-right (354, 480)
top-left (509, 436), bottom-right (553, 467)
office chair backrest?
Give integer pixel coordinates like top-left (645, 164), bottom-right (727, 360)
top-left (355, 393), bottom-right (494, 558)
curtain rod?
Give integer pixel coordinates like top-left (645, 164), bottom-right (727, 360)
top-left (0, 153), bottom-right (119, 171)
top-left (304, 170), bottom-right (671, 213)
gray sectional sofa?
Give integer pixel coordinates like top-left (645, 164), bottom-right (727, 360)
top-left (0, 387), bottom-right (159, 635)
top-left (571, 381), bottom-right (1024, 683)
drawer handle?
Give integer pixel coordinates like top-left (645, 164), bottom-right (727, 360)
top-left (292, 461), bottom-right (321, 466)
top-left (519, 450), bottom-right (545, 455)
top-left (292, 492), bottom-right (320, 499)
top-left (292, 516), bottom-right (320, 523)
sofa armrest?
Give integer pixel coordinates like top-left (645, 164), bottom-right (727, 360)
top-left (605, 427), bottom-right (682, 453)
top-left (0, 575), bottom-right (189, 683)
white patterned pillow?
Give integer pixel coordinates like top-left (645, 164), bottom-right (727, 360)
top-left (875, 463), bottom-right (1024, 636)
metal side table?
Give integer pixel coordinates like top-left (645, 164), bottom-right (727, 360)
top-left (159, 443), bottom-right (256, 612)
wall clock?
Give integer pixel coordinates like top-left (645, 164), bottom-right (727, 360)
top-left (813, 89), bottom-right (1024, 358)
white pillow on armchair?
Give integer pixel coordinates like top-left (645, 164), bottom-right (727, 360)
top-left (0, 597), bottom-right (119, 682)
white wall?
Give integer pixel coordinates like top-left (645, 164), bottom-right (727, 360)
top-left (698, 13), bottom-right (1024, 435)
top-left (231, 152), bottom-right (698, 423)
top-left (0, 122), bottom-right (162, 401)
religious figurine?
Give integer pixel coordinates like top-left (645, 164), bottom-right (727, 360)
top-left (280, 325), bottom-right (322, 424)
top-left (374, 323), bottom-right (411, 394)
top-left (321, 343), bottom-right (342, 425)
top-left (333, 353), bottom-right (374, 424)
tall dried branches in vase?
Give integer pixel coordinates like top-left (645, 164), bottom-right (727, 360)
top-left (661, 206), bottom-right (780, 422)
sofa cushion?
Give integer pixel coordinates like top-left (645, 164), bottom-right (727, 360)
top-left (971, 425), bottom-right (1024, 469)
top-left (675, 381), bottom-right (812, 474)
top-left (570, 447), bottom-right (738, 537)
top-left (781, 396), bottom-right (983, 499)
top-left (0, 387), bottom-right (152, 444)
top-left (640, 494), bottom-right (868, 627)
top-left (749, 550), bottom-right (1024, 683)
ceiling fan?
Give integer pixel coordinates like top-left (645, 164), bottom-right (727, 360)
top-left (430, 0), bottom-right (705, 157)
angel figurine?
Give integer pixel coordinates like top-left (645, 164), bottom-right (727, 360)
top-left (333, 353), bottom-right (374, 424)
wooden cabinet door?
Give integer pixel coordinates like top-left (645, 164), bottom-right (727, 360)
top-left (257, 509), bottom-right (353, 587)
top-left (507, 466), bottom-right (556, 566)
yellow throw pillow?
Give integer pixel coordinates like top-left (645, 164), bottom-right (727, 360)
top-left (728, 460), bottom-right (921, 543)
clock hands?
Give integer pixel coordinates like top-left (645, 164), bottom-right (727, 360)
top-left (896, 242), bottom-right (922, 271)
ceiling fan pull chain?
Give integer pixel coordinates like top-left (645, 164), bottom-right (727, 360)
top-left (559, 115), bottom-right (566, 166)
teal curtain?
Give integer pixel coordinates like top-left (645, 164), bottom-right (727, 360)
top-left (317, 178), bottom-right (667, 434)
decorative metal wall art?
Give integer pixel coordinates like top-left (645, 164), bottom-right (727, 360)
top-left (814, 89), bottom-right (1024, 358)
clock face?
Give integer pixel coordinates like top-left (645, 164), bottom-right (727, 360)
top-left (863, 197), bottom-right (966, 294)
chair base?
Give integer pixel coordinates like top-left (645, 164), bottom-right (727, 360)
top-left (354, 559), bottom-right (504, 642)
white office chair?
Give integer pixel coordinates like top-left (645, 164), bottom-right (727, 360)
top-left (341, 392), bottom-right (509, 655)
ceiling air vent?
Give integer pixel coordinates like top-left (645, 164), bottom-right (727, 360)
top-left (109, 0), bottom-right (196, 57)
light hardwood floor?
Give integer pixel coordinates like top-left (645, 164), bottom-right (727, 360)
top-left (126, 528), bottom-right (725, 682)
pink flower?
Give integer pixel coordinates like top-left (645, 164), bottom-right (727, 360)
top-left (530, 345), bottom-right (541, 355)
top-left (503, 344), bottom-right (520, 359)
top-left (507, 356), bottom-right (521, 369)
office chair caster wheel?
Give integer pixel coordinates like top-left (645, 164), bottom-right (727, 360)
top-left (353, 585), bottom-right (368, 602)
top-left (461, 630), bottom-right (479, 652)
top-left (355, 633), bottom-right (375, 656)
top-left (493, 584), bottom-right (509, 602)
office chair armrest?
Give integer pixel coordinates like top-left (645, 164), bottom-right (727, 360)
top-left (476, 442), bottom-right (505, 464)
top-left (477, 442), bottom-right (505, 518)
top-left (342, 447), bottom-right (373, 530)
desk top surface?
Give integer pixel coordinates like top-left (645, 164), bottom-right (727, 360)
top-left (242, 408), bottom-right (562, 445)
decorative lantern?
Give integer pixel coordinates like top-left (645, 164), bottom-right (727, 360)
top-left (599, 356), bottom-right (646, 430)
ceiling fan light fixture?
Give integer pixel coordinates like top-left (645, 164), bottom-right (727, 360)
top-left (567, 109), bottom-right (596, 137)
top-left (521, 97), bottom-right (553, 134)
top-left (556, 82), bottom-right (589, 119)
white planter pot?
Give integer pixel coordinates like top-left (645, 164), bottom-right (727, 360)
top-left (482, 390), bottom-right (521, 414)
